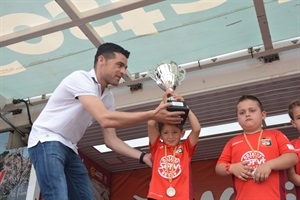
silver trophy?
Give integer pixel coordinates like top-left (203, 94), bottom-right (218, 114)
top-left (148, 61), bottom-right (189, 125)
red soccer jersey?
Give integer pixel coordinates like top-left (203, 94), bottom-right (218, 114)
top-left (290, 138), bottom-right (300, 198)
top-left (217, 129), bottom-right (296, 200)
top-left (147, 136), bottom-right (197, 200)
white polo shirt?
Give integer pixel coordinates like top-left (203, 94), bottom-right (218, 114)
top-left (28, 69), bottom-right (115, 153)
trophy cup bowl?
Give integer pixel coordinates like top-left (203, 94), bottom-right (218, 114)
top-left (148, 61), bottom-right (189, 125)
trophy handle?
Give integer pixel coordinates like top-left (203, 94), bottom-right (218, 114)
top-left (147, 67), bottom-right (157, 81)
top-left (178, 68), bottom-right (186, 83)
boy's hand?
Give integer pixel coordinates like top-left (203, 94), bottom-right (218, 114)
top-left (163, 89), bottom-right (184, 102)
top-left (162, 89), bottom-right (174, 102)
top-left (231, 160), bottom-right (252, 181)
top-left (252, 163), bottom-right (271, 182)
top-left (172, 93), bottom-right (184, 102)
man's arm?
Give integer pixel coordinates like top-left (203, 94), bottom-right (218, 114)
top-left (78, 95), bottom-right (184, 128)
top-left (102, 127), bottom-right (152, 167)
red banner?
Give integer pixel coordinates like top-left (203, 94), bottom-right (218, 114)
top-left (110, 159), bottom-right (297, 200)
top-left (79, 151), bottom-right (111, 200)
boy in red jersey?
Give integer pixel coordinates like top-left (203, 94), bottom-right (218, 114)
top-left (287, 98), bottom-right (300, 198)
top-left (147, 91), bottom-right (201, 200)
top-left (215, 95), bottom-right (298, 200)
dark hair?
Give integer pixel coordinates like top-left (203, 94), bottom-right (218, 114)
top-left (288, 98), bottom-right (300, 120)
top-left (157, 122), bottom-right (183, 133)
top-left (236, 95), bottom-right (264, 113)
top-left (94, 43), bottom-right (130, 68)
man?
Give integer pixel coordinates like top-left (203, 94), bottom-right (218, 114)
top-left (28, 43), bottom-right (184, 200)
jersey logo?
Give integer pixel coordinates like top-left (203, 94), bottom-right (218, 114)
top-left (176, 146), bottom-right (183, 154)
top-left (241, 150), bottom-right (266, 170)
top-left (261, 137), bottom-right (272, 146)
top-left (158, 155), bottom-right (182, 179)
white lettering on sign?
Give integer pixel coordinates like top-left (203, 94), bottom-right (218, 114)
top-left (171, 0), bottom-right (227, 14)
top-left (117, 8), bottom-right (165, 35)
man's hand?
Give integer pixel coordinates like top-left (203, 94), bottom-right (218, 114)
top-left (143, 153), bottom-right (152, 167)
top-left (152, 90), bottom-right (185, 124)
top-left (153, 102), bottom-right (184, 124)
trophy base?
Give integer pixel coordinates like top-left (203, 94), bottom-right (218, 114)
top-left (166, 100), bottom-right (189, 125)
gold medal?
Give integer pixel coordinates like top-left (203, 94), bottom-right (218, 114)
top-left (166, 186), bottom-right (176, 197)
top-left (164, 145), bottom-right (177, 197)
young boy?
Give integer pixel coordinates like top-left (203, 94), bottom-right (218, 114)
top-left (286, 98), bottom-right (300, 198)
top-left (215, 95), bottom-right (298, 200)
top-left (147, 91), bottom-right (201, 200)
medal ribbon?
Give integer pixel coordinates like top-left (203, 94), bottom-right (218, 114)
top-left (164, 145), bottom-right (177, 185)
top-left (243, 129), bottom-right (263, 164)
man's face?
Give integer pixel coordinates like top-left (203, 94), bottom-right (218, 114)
top-left (97, 52), bottom-right (128, 87)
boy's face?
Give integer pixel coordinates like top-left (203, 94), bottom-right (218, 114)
top-left (291, 106), bottom-right (300, 132)
top-left (160, 124), bottom-right (184, 146)
top-left (237, 99), bottom-right (266, 133)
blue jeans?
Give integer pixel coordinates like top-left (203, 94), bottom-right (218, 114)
top-left (28, 141), bottom-right (96, 200)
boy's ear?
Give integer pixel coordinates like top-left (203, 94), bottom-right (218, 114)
top-left (261, 111), bottom-right (267, 120)
top-left (181, 130), bottom-right (185, 137)
top-left (291, 119), bottom-right (297, 128)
